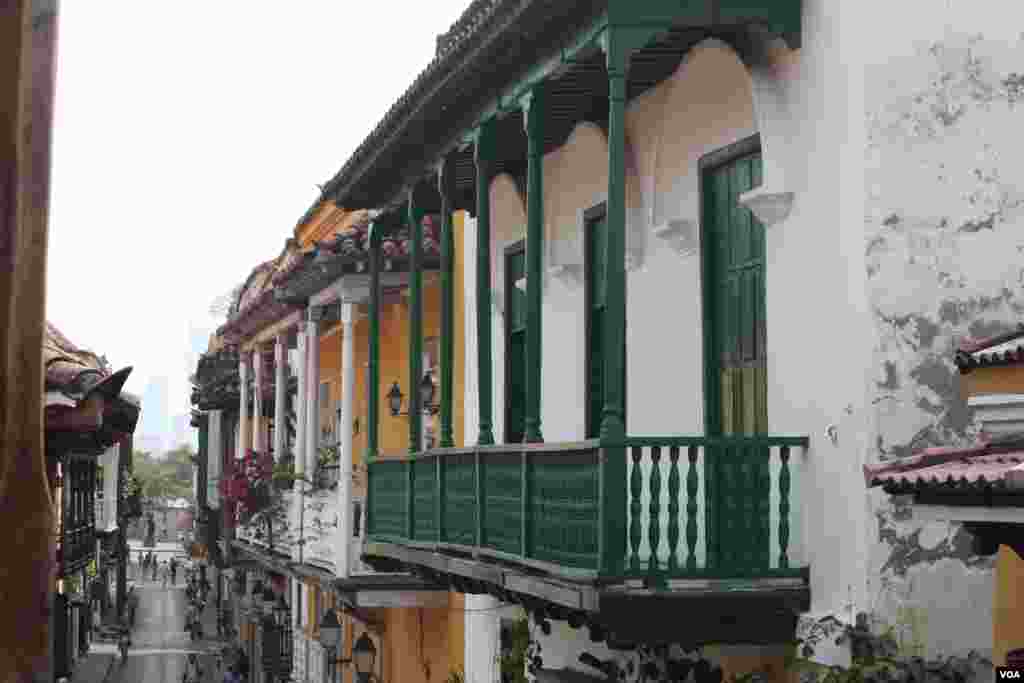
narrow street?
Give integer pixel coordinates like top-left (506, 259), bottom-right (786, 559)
top-left (94, 580), bottom-right (224, 683)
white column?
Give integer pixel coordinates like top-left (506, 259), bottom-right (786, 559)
top-left (238, 357), bottom-right (249, 460)
top-left (465, 595), bottom-right (502, 683)
top-left (274, 335), bottom-right (286, 462)
top-left (336, 301), bottom-right (355, 578)
top-left (208, 410), bottom-right (222, 509)
top-left (252, 349), bottom-right (263, 453)
top-left (295, 328), bottom-right (307, 479)
top-left (305, 308), bottom-right (321, 477)
top-left (294, 326), bottom-right (307, 562)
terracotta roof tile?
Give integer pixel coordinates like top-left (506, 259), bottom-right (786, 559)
top-left (955, 324), bottom-right (1024, 371)
top-left (865, 435), bottom-right (1024, 493)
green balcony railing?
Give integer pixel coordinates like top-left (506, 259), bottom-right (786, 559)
top-left (366, 435), bottom-right (809, 582)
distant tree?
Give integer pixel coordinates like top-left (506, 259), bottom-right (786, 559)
top-left (209, 282), bottom-right (244, 319)
top-left (132, 447), bottom-right (194, 504)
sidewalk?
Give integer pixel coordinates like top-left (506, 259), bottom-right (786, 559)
top-left (68, 651), bottom-right (115, 683)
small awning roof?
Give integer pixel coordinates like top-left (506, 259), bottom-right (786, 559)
top-left (955, 324), bottom-right (1024, 372)
top-left (865, 434), bottom-right (1024, 494)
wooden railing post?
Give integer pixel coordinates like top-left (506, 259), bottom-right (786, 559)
top-left (628, 447), bottom-right (642, 571)
top-left (778, 445), bottom-right (791, 569)
top-left (667, 446), bottom-right (680, 573)
top-left (405, 459), bottom-right (414, 541)
top-left (599, 442), bottom-right (626, 577)
top-left (521, 448), bottom-right (531, 559)
top-left (474, 449), bottom-right (483, 554)
top-left (685, 445), bottom-right (699, 572)
top-left (436, 453), bottom-right (445, 546)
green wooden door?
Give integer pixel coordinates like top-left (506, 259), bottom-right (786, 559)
top-left (505, 246), bottom-right (526, 444)
top-left (703, 148), bottom-right (769, 574)
top-left (585, 207), bottom-right (625, 440)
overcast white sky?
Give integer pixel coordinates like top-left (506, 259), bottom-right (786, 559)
top-left (47, 1), bottom-right (470, 451)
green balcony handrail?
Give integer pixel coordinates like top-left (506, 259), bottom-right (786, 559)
top-left (366, 435), bottom-right (809, 582)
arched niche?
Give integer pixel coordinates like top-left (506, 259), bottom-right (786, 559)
top-left (489, 173), bottom-right (527, 316)
top-left (736, 34), bottom-right (799, 226)
top-left (630, 38), bottom-right (758, 257)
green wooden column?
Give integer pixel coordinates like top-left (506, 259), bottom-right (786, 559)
top-left (598, 27), bottom-right (633, 577)
top-left (367, 222), bottom-right (381, 463)
top-left (438, 157), bottom-right (456, 448)
top-left (407, 190), bottom-right (423, 455)
top-left (601, 40), bottom-right (628, 445)
top-left (474, 120), bottom-right (496, 446)
top-left (521, 85), bottom-right (546, 443)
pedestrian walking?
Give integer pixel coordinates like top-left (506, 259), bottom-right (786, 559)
top-left (170, 557), bottom-right (177, 585)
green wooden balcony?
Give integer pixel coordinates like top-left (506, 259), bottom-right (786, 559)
top-left (366, 435), bottom-right (809, 584)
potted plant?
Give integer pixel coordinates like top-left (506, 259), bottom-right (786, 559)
top-left (272, 456), bottom-right (296, 491)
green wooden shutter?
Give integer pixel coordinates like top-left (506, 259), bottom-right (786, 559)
top-left (704, 148), bottom-right (769, 574)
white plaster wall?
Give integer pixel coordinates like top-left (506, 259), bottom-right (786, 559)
top-left (759, 0), bottom-right (876, 629)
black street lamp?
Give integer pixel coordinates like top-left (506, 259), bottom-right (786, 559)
top-left (386, 381), bottom-right (404, 417)
top-left (387, 371), bottom-right (439, 417)
top-left (318, 610), bottom-right (342, 683)
top-left (347, 633), bottom-right (378, 683)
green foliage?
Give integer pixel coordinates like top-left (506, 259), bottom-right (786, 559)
top-left (786, 613), bottom-right (990, 683)
top-left (499, 617), bottom-right (538, 683)
top-left (317, 445), bottom-right (339, 468)
top-left (445, 669), bottom-right (465, 683)
top-left (131, 447), bottom-right (194, 504)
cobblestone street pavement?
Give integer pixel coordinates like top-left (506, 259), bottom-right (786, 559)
top-left (89, 584), bottom-right (226, 683)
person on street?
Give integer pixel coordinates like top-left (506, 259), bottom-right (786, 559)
top-left (184, 652), bottom-right (203, 683)
top-left (151, 558), bottom-right (158, 582)
top-left (169, 557), bottom-right (177, 585)
top-left (223, 664), bottom-right (242, 683)
top-left (161, 561), bottom-right (168, 588)
top-left (117, 622), bottom-right (131, 663)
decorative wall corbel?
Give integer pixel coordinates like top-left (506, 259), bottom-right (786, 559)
top-left (652, 219), bottom-right (698, 257)
top-left (547, 264), bottom-right (581, 286)
top-left (739, 187), bottom-right (794, 226)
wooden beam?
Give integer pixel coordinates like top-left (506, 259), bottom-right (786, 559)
top-left (0, 1), bottom-right (59, 677)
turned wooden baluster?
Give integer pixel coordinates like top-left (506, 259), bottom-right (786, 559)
top-left (778, 445), bottom-right (791, 570)
top-left (686, 445), bottom-right (699, 571)
top-left (667, 447), bottom-right (680, 574)
top-left (629, 446), bottom-right (642, 570)
top-left (647, 447), bottom-right (661, 575)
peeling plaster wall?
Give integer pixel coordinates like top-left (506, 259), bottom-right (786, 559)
top-left (862, 0), bottom-right (1024, 660)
